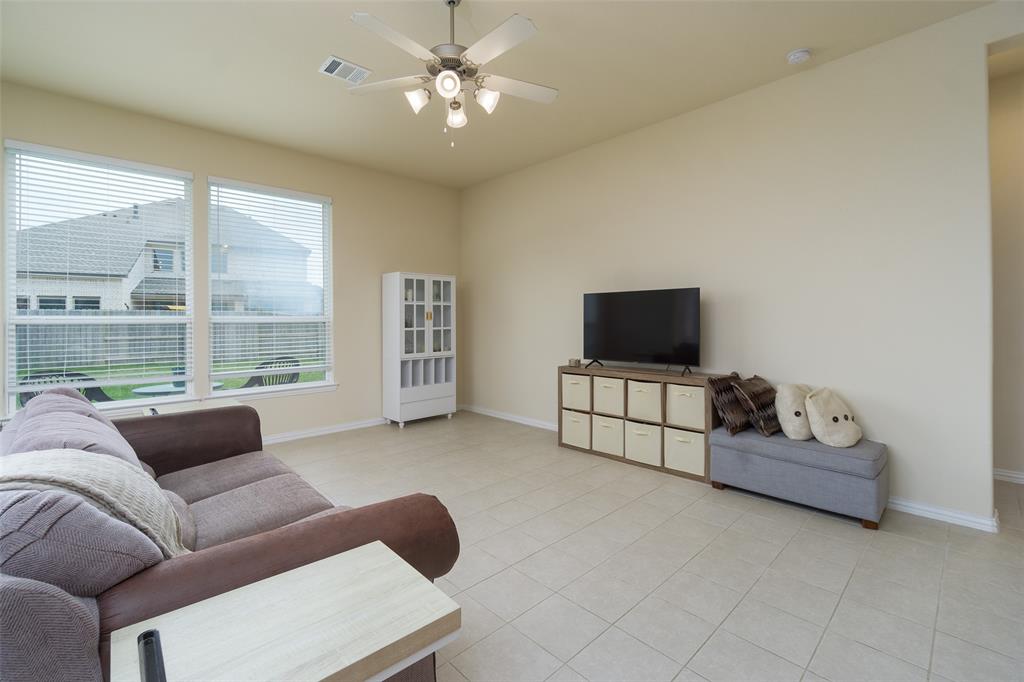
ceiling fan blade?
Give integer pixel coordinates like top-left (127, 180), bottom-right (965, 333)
top-left (351, 12), bottom-right (437, 63)
top-left (479, 74), bottom-right (558, 104)
top-left (461, 15), bottom-right (537, 67)
top-left (347, 75), bottom-right (431, 95)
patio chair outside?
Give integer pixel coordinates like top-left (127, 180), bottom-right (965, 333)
top-left (241, 356), bottom-right (301, 389)
top-left (18, 371), bottom-right (114, 407)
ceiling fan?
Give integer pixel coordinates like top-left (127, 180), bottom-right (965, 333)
top-left (325, 0), bottom-right (558, 132)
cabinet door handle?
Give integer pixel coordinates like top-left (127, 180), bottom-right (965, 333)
top-left (570, 417), bottom-right (581, 424)
top-left (674, 391), bottom-right (694, 398)
top-left (569, 380), bottom-right (581, 385)
top-left (633, 430), bottom-right (650, 437)
top-left (675, 436), bottom-right (694, 444)
top-left (601, 383), bottom-right (615, 389)
top-left (599, 423), bottom-right (612, 429)
top-left (633, 387), bottom-right (648, 393)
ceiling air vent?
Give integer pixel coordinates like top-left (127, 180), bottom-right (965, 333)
top-left (319, 56), bottom-right (372, 86)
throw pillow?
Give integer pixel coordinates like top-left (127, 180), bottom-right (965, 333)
top-left (707, 372), bottom-right (749, 434)
top-left (805, 388), bottom-right (862, 447)
top-left (0, 489), bottom-right (162, 597)
top-left (8, 412), bottom-right (141, 468)
top-left (732, 376), bottom-right (782, 437)
top-left (775, 384), bottom-right (814, 440)
top-left (23, 388), bottom-right (118, 430)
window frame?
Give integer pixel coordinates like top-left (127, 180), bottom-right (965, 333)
top-left (37, 296), bottom-right (68, 311)
top-left (73, 296), bottom-right (101, 311)
top-left (3, 140), bottom-right (195, 414)
top-left (206, 176), bottom-right (333, 397)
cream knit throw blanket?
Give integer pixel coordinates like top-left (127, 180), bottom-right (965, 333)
top-left (0, 449), bottom-right (189, 557)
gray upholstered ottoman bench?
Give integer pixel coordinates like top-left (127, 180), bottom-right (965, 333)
top-left (709, 427), bottom-right (889, 529)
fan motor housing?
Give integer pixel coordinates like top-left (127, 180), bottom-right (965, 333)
top-left (428, 43), bottom-right (478, 78)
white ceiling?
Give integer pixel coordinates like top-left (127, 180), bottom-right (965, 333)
top-left (1, 1), bottom-right (986, 188)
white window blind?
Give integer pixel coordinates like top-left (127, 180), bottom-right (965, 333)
top-left (5, 143), bottom-right (193, 410)
top-left (208, 179), bottom-right (331, 392)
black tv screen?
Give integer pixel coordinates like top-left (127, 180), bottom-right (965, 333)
top-left (584, 288), bottom-right (700, 366)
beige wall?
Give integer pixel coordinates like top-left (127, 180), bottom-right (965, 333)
top-left (990, 69), bottom-right (1024, 477)
top-left (0, 82), bottom-right (460, 437)
top-left (461, 2), bottom-right (1024, 521)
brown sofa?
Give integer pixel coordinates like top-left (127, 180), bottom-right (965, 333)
top-left (0, 392), bottom-right (459, 681)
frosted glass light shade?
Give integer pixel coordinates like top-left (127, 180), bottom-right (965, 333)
top-left (435, 70), bottom-right (462, 98)
top-left (474, 88), bottom-right (500, 114)
top-left (447, 102), bottom-right (468, 128)
top-left (403, 89), bottom-right (431, 114)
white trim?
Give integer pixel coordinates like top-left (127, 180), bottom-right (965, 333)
top-left (994, 468), bottom-right (1024, 484)
top-left (457, 404), bottom-right (558, 432)
top-left (208, 175), bottom-right (332, 205)
top-left (887, 496), bottom-right (999, 533)
top-left (366, 629), bottom-right (460, 682)
top-left (4, 139), bottom-right (193, 179)
top-left (96, 394), bottom-right (200, 419)
top-left (263, 417), bottom-right (386, 445)
top-left (220, 382), bottom-right (337, 401)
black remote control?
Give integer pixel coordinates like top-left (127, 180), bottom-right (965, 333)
top-left (137, 629), bottom-right (167, 682)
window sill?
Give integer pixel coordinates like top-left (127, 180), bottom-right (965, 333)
top-left (211, 382), bottom-right (338, 401)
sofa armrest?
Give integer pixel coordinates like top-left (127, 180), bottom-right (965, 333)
top-left (113, 405), bottom-right (263, 476)
top-left (97, 493), bottom-right (459, 635)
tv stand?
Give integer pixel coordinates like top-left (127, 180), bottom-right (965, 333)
top-left (557, 365), bottom-right (723, 482)
top-left (584, 359), bottom-right (604, 369)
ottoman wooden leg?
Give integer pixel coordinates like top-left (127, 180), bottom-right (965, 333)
top-left (711, 481), bottom-right (726, 490)
top-left (861, 519), bottom-right (879, 530)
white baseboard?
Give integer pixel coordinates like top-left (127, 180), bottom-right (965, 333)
top-left (263, 417), bottom-right (387, 445)
top-left (458, 404), bottom-right (558, 432)
top-left (887, 496), bottom-right (999, 533)
top-left (994, 468), bottom-right (1024, 485)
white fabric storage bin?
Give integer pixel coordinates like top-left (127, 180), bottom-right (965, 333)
top-left (561, 374), bottom-right (591, 411)
top-left (666, 385), bottom-right (705, 431)
top-left (561, 410), bottom-right (591, 449)
top-left (625, 420), bottom-right (661, 465)
top-left (664, 427), bottom-right (705, 476)
top-left (592, 415), bottom-right (624, 456)
top-left (592, 377), bottom-right (624, 416)
top-left (626, 381), bottom-right (661, 422)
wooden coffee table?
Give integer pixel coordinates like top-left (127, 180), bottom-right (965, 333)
top-left (109, 541), bottom-right (461, 681)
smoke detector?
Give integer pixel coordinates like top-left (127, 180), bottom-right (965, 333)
top-left (787, 48), bottom-right (812, 65)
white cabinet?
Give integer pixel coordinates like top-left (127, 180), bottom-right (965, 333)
top-left (383, 272), bottom-right (456, 427)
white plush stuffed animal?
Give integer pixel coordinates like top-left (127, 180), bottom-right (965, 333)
top-left (775, 384), bottom-right (813, 440)
top-left (805, 388), bottom-right (862, 447)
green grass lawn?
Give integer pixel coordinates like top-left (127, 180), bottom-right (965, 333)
top-left (17, 366), bottom-right (326, 403)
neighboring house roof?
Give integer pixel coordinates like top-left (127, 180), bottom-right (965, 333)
top-left (16, 198), bottom-right (309, 277)
top-left (131, 277), bottom-right (322, 299)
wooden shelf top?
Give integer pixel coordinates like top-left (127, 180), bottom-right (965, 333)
top-left (110, 541), bottom-right (460, 682)
top-left (558, 364), bottom-right (726, 386)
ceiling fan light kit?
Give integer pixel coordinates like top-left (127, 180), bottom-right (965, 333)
top-left (338, 0), bottom-right (558, 136)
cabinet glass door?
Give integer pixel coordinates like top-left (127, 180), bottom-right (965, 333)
top-left (428, 277), bottom-right (454, 354)
top-left (402, 276), bottom-right (427, 356)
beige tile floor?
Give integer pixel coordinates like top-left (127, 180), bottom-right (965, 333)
top-left (273, 412), bottom-right (1024, 682)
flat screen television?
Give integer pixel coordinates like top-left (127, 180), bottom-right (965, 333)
top-left (584, 288), bottom-right (700, 366)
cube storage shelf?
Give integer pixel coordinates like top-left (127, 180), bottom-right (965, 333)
top-left (383, 273), bottom-right (456, 427)
top-left (557, 365), bottom-right (721, 481)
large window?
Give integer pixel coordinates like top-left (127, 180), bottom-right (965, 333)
top-left (5, 143), bottom-right (192, 410)
top-left (208, 179), bottom-right (331, 392)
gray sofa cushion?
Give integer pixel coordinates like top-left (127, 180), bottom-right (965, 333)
top-left (23, 388), bottom-right (117, 430)
top-left (0, 490), bottom-right (161, 596)
top-left (709, 427), bottom-right (887, 479)
top-left (163, 489), bottom-right (197, 551)
top-left (157, 450), bottom-right (293, 503)
top-left (189, 473), bottom-right (332, 550)
top-left (0, 576), bottom-right (101, 682)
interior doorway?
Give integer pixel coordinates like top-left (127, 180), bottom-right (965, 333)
top-left (988, 34), bottom-right (1024, 529)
